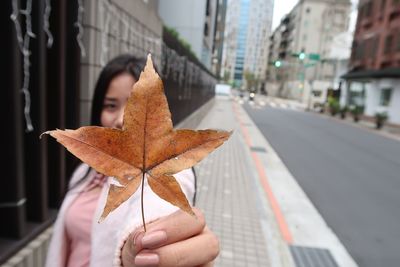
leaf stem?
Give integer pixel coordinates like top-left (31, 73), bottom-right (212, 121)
top-left (141, 172), bottom-right (146, 232)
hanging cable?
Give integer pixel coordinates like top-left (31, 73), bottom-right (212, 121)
top-left (75, 0), bottom-right (86, 57)
top-left (43, 0), bottom-right (54, 48)
top-left (11, 0), bottom-right (35, 132)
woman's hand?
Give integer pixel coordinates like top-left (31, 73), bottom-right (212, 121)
top-left (121, 208), bottom-right (219, 267)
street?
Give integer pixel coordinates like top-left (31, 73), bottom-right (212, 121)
top-left (244, 101), bottom-right (400, 267)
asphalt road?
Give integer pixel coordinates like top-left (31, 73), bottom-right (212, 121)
top-left (244, 103), bottom-right (400, 267)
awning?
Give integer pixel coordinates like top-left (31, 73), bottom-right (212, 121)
top-left (341, 68), bottom-right (400, 79)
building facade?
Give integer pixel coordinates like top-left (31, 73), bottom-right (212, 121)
top-left (342, 0), bottom-right (400, 124)
top-left (211, 0), bottom-right (228, 77)
top-left (221, 0), bottom-right (274, 88)
top-left (1, 0), bottom-right (218, 265)
top-left (158, 0), bottom-right (219, 69)
top-left (267, 0), bottom-right (352, 103)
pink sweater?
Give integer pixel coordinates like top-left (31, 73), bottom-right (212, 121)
top-left (65, 187), bottom-right (101, 267)
top-left (45, 164), bottom-right (195, 267)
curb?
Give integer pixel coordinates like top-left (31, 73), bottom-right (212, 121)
top-left (232, 102), bottom-right (295, 267)
top-left (315, 112), bottom-right (400, 142)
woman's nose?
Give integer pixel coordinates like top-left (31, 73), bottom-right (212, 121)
top-left (115, 108), bottom-right (124, 129)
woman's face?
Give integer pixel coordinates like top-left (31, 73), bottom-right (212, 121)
top-left (101, 73), bottom-right (136, 129)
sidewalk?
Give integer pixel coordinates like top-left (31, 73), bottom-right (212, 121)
top-left (322, 113), bottom-right (400, 142)
top-left (194, 96), bottom-right (358, 267)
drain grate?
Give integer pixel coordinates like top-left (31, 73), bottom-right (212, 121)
top-left (290, 245), bottom-right (339, 267)
top-left (250, 146), bottom-right (267, 153)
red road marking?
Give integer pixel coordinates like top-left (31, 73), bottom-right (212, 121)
top-left (233, 103), bottom-right (293, 244)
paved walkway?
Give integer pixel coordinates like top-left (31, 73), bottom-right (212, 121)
top-left (194, 96), bottom-right (357, 267)
top-left (194, 97), bottom-right (293, 267)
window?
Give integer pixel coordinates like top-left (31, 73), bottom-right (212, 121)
top-left (358, 5), bottom-right (364, 20)
top-left (384, 35), bottom-right (393, 54)
top-left (204, 23), bottom-right (209, 37)
top-left (313, 90), bottom-right (322, 97)
top-left (364, 2), bottom-right (373, 17)
top-left (355, 41), bottom-right (365, 59)
top-left (380, 88), bottom-right (392, 106)
top-left (397, 32), bottom-right (400, 51)
top-left (372, 36), bottom-right (380, 58)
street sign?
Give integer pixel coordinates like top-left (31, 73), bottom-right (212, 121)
top-left (304, 62), bottom-right (316, 68)
top-left (308, 53), bottom-right (320, 61)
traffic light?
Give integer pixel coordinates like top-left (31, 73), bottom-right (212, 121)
top-left (274, 60), bottom-right (282, 68)
top-left (298, 52), bottom-right (306, 60)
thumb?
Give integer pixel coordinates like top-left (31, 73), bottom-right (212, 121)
top-left (121, 229), bottom-right (146, 265)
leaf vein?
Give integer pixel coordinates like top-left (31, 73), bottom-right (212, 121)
top-left (147, 134), bottom-right (229, 171)
top-left (60, 133), bottom-right (140, 171)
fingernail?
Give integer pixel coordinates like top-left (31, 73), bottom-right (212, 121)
top-left (135, 253), bottom-right (159, 266)
top-left (141, 230), bottom-right (167, 248)
top-left (133, 231), bottom-right (145, 246)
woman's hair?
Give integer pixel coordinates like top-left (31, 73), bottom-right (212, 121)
top-left (90, 54), bottom-right (147, 126)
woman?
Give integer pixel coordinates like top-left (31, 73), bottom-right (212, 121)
top-left (46, 54), bottom-right (219, 267)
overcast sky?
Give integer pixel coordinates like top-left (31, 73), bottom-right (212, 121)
top-left (271, 0), bottom-right (359, 32)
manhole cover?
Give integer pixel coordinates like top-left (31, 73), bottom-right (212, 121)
top-left (290, 245), bottom-right (338, 267)
top-left (250, 146), bottom-right (267, 153)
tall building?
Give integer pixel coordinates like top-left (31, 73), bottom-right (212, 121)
top-left (267, 0), bottom-right (352, 101)
top-left (158, 0), bottom-right (218, 69)
top-left (266, 14), bottom-right (292, 96)
top-left (221, 0), bottom-right (274, 88)
top-left (212, 0), bottom-right (228, 76)
top-left (342, 0), bottom-right (400, 124)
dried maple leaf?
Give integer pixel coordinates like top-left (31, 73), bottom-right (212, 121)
top-left (42, 55), bottom-right (231, 230)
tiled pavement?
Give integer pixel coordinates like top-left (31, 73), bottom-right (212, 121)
top-left (195, 96), bottom-right (359, 267)
top-left (194, 97), bottom-right (289, 267)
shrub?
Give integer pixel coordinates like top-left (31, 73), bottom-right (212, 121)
top-left (328, 97), bottom-right (340, 116)
top-left (349, 105), bottom-right (363, 122)
top-left (339, 106), bottom-right (348, 119)
top-left (375, 112), bottom-right (388, 129)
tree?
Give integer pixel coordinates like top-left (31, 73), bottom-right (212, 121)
top-left (243, 70), bottom-right (258, 92)
top-left (222, 70), bottom-right (231, 83)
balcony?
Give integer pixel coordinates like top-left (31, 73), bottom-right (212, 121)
top-left (282, 15), bottom-right (290, 24)
top-left (389, 6), bottom-right (400, 21)
top-left (279, 51), bottom-right (287, 59)
top-left (280, 38), bottom-right (288, 44)
top-left (361, 17), bottom-right (373, 29)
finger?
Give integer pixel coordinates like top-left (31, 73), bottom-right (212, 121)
top-left (137, 207), bottom-right (206, 250)
top-left (135, 227), bottom-right (219, 267)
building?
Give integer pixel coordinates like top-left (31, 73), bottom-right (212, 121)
top-left (212, 0), bottom-right (229, 77)
top-left (266, 14), bottom-right (293, 97)
top-left (221, 0), bottom-right (274, 89)
top-left (342, 0), bottom-right (400, 124)
top-left (158, 0), bottom-right (218, 69)
top-left (267, 0), bottom-right (352, 103)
